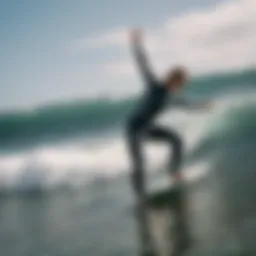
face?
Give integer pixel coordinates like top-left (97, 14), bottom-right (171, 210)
top-left (176, 75), bottom-right (188, 89)
top-left (167, 74), bottom-right (189, 92)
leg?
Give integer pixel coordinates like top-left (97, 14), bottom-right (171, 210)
top-left (146, 125), bottom-right (183, 175)
top-left (126, 122), bottom-right (145, 197)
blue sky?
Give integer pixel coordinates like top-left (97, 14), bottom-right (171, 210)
top-left (1, 0), bottom-right (255, 110)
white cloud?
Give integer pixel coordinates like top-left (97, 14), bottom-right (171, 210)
top-left (75, 0), bottom-right (256, 76)
top-left (72, 28), bottom-right (128, 52)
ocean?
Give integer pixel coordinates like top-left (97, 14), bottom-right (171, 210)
top-left (0, 69), bottom-right (256, 255)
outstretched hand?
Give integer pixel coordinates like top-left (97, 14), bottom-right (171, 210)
top-left (130, 28), bottom-right (143, 44)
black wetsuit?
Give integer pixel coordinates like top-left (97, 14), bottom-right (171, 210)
top-left (126, 41), bottom-right (183, 196)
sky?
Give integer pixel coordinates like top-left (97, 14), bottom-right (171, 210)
top-left (1, 0), bottom-right (255, 110)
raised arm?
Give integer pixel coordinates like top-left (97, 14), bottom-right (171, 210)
top-left (130, 29), bottom-right (156, 85)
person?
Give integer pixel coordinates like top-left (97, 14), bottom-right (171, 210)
top-left (126, 29), bottom-right (190, 198)
top-left (126, 29), bottom-right (203, 255)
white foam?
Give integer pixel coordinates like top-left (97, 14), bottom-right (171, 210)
top-left (0, 142), bottom-right (130, 191)
top-left (0, 124), bottom-right (209, 192)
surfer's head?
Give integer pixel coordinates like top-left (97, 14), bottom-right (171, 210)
top-left (164, 66), bottom-right (189, 92)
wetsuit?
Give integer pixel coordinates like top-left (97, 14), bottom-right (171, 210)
top-left (126, 41), bottom-right (183, 197)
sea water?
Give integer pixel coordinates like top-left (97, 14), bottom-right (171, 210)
top-left (0, 69), bottom-right (256, 255)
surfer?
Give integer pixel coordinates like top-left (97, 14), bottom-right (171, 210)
top-left (126, 29), bottom-right (189, 200)
top-left (126, 29), bottom-right (208, 255)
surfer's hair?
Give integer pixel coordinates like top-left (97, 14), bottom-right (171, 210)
top-left (166, 66), bottom-right (188, 84)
